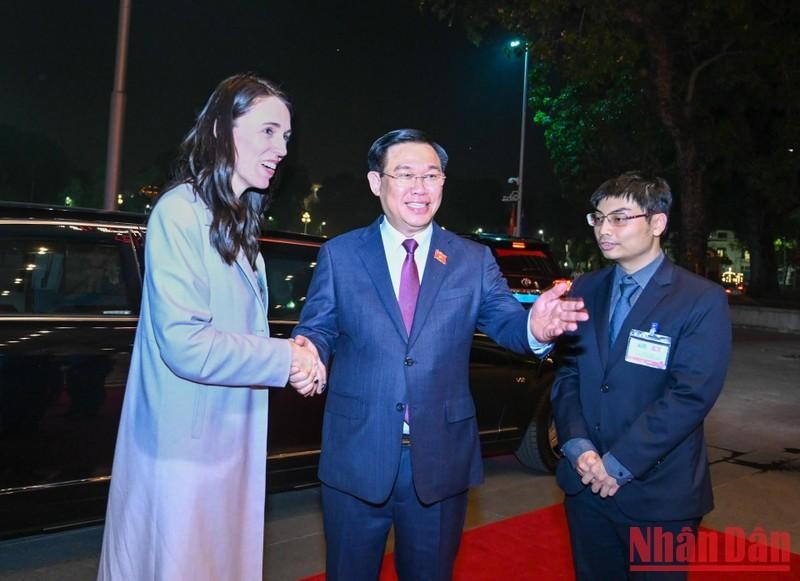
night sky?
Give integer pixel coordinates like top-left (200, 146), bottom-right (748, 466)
top-left (1, 0), bottom-right (558, 233)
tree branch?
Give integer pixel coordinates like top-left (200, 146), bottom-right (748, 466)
top-left (686, 41), bottom-right (734, 105)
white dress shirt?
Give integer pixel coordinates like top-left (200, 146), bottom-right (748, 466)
top-left (379, 217), bottom-right (432, 298)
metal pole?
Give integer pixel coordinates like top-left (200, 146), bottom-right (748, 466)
top-left (514, 45), bottom-right (529, 237)
top-left (103, 0), bottom-right (131, 210)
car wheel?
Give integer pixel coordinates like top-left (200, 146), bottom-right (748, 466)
top-left (514, 385), bottom-right (560, 473)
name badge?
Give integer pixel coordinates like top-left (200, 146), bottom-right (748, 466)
top-left (625, 328), bottom-right (671, 369)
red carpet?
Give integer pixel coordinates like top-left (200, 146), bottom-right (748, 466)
top-left (299, 503), bottom-right (800, 580)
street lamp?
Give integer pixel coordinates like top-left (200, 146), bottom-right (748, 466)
top-left (301, 211), bottom-right (311, 234)
top-left (509, 39), bottom-right (529, 238)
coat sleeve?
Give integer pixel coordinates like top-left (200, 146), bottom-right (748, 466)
top-left (145, 194), bottom-right (292, 387)
top-left (474, 245), bottom-right (530, 353)
top-left (291, 242), bottom-right (338, 365)
top-left (609, 285), bottom-right (732, 477)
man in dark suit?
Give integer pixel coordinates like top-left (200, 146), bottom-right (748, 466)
top-left (293, 129), bottom-right (588, 580)
top-left (552, 171), bottom-right (732, 580)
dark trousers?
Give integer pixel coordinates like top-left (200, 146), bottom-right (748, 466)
top-left (565, 488), bottom-right (700, 581)
top-left (322, 445), bottom-right (469, 581)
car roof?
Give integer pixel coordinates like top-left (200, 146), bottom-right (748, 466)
top-left (461, 232), bottom-right (551, 252)
top-left (0, 201), bottom-right (147, 225)
top-left (0, 201), bottom-right (326, 244)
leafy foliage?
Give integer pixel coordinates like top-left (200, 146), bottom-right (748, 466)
top-left (421, 0), bottom-right (800, 293)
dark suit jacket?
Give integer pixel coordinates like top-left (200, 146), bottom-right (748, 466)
top-left (293, 219), bottom-right (531, 505)
top-left (552, 257), bottom-right (731, 521)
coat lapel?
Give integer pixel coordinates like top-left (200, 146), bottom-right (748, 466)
top-left (235, 250), bottom-right (265, 311)
top-left (356, 219), bottom-right (408, 341)
top-left (254, 253), bottom-right (269, 309)
top-left (407, 225), bottom-right (449, 348)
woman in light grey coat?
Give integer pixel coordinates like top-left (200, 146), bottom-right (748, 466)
top-left (98, 74), bottom-right (324, 581)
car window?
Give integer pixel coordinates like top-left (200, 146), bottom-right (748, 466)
top-left (0, 226), bottom-right (139, 315)
top-left (260, 238), bottom-right (320, 321)
top-left (494, 249), bottom-right (560, 277)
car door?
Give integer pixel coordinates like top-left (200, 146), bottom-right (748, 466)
top-left (259, 235), bottom-right (328, 490)
top-left (0, 221), bottom-right (142, 537)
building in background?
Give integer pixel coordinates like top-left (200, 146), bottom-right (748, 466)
top-left (707, 229), bottom-right (750, 293)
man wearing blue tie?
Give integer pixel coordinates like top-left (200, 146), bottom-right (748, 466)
top-left (293, 128), bottom-right (588, 580)
top-left (552, 171), bottom-right (732, 580)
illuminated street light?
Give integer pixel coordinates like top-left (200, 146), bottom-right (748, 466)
top-left (509, 39), bottom-right (529, 238)
top-left (301, 211), bottom-right (311, 234)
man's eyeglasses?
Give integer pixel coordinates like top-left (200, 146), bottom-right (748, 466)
top-left (381, 172), bottom-right (446, 187)
top-left (586, 212), bottom-right (649, 227)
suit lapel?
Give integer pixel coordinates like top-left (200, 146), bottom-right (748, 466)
top-left (408, 225), bottom-right (449, 348)
top-left (593, 268), bottom-right (615, 367)
top-left (608, 259), bottom-right (674, 363)
top-left (356, 219), bottom-right (408, 341)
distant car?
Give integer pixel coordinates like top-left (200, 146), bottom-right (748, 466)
top-left (463, 232), bottom-right (567, 481)
top-left (462, 233), bottom-right (565, 306)
top-left (723, 281), bottom-right (745, 296)
top-left (0, 204), bottom-right (558, 539)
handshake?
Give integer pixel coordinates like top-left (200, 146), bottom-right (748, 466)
top-left (288, 335), bottom-right (327, 397)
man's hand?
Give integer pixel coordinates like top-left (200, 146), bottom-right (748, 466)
top-left (529, 281), bottom-right (589, 343)
top-left (288, 336), bottom-right (326, 397)
top-left (577, 450), bottom-right (620, 498)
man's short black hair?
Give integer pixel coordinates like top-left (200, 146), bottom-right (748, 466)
top-left (590, 170), bottom-right (672, 217)
top-left (367, 129), bottom-right (449, 173)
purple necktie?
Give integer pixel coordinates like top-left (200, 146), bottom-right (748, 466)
top-left (399, 239), bottom-right (420, 335)
top-left (399, 239), bottom-right (419, 426)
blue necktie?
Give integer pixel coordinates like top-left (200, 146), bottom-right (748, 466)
top-left (609, 276), bottom-right (638, 345)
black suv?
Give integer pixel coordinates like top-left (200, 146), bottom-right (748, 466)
top-left (463, 233), bottom-right (565, 307)
top-left (0, 204), bottom-right (560, 538)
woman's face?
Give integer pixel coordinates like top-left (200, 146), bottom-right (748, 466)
top-left (231, 96), bottom-right (291, 197)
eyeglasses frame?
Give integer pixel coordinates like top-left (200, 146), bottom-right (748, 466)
top-left (381, 171), bottom-right (446, 188)
top-left (586, 212), bottom-right (650, 227)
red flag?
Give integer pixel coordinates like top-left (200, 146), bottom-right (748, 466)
top-left (507, 205), bottom-right (517, 236)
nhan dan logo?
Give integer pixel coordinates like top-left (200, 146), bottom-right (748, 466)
top-left (629, 526), bottom-right (792, 573)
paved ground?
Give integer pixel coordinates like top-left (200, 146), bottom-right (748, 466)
top-left (1, 327), bottom-right (798, 580)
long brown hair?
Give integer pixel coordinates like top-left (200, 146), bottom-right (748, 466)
top-left (165, 74), bottom-right (291, 267)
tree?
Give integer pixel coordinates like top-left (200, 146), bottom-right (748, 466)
top-left (421, 0), bottom-right (800, 287)
top-left (693, 2), bottom-right (800, 297)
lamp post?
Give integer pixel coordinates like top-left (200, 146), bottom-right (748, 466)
top-left (510, 39), bottom-right (529, 238)
top-left (301, 211), bottom-right (311, 234)
top-left (103, 0), bottom-right (132, 210)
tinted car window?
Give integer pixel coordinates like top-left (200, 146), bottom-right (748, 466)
top-left (0, 227), bottom-right (139, 315)
top-left (494, 248), bottom-right (561, 278)
top-left (261, 237), bottom-right (319, 321)
top-left (462, 234), bottom-right (565, 307)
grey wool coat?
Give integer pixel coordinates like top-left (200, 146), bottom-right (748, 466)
top-left (98, 184), bottom-right (292, 581)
